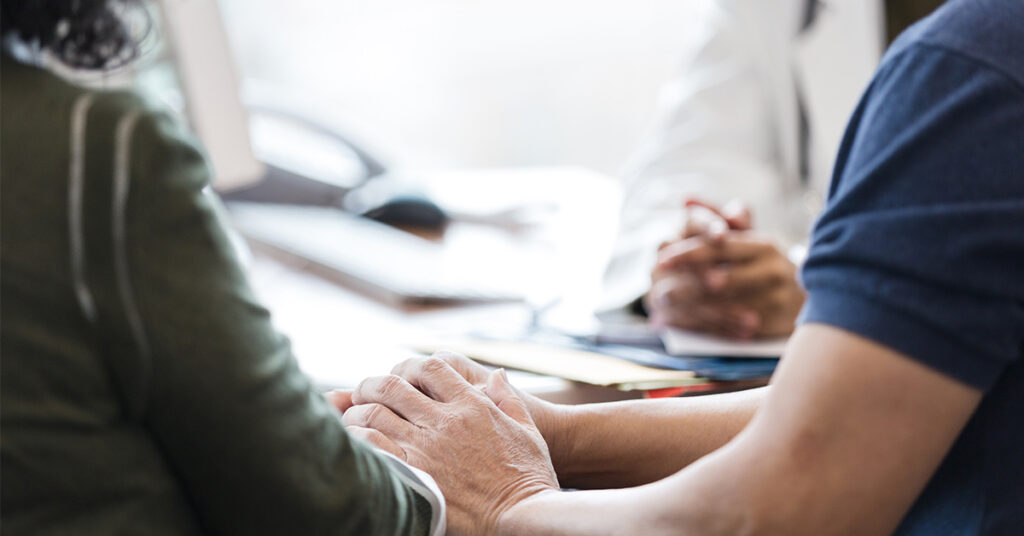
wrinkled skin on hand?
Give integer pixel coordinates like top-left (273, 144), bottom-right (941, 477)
top-left (340, 354), bottom-right (560, 536)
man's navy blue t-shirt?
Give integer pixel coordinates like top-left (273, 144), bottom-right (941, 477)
top-left (798, 0), bottom-right (1024, 533)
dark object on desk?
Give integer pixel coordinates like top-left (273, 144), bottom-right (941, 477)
top-left (360, 193), bottom-right (449, 230)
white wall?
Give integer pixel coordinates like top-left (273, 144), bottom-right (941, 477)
top-left (217, 0), bottom-right (711, 175)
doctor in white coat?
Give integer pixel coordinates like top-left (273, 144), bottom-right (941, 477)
top-left (603, 0), bottom-right (886, 338)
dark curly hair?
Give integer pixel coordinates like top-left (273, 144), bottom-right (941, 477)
top-left (1, 0), bottom-right (148, 70)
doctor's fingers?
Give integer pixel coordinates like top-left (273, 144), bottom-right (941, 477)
top-left (743, 285), bottom-right (805, 337)
top-left (346, 425), bottom-right (407, 461)
top-left (702, 253), bottom-right (795, 296)
top-left (683, 198), bottom-right (753, 231)
top-left (682, 205), bottom-right (730, 240)
top-left (649, 271), bottom-right (704, 310)
top-left (719, 199), bottom-right (753, 230)
top-left (657, 235), bottom-right (777, 270)
top-left (342, 403), bottom-right (419, 443)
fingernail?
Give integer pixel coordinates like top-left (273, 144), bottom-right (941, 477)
top-left (497, 368), bottom-right (509, 383)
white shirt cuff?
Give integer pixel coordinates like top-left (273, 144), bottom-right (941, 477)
top-left (378, 451), bottom-right (447, 536)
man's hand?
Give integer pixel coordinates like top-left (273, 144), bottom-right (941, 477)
top-left (342, 356), bottom-right (559, 535)
top-left (646, 199), bottom-right (804, 339)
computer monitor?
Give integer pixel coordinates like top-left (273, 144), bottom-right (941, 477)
top-left (157, 0), bottom-right (264, 191)
top-left (157, 0), bottom-right (389, 203)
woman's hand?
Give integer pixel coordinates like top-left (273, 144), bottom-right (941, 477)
top-left (342, 356), bottom-right (559, 535)
top-left (329, 352), bottom-right (576, 470)
top-left (426, 351), bottom-right (575, 459)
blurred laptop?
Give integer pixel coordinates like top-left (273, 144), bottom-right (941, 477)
top-left (157, 0), bottom-right (525, 304)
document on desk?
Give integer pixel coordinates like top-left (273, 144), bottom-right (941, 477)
top-left (410, 339), bottom-right (704, 391)
top-left (661, 328), bottom-right (789, 358)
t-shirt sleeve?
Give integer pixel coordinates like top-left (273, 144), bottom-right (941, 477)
top-left (105, 102), bottom-right (438, 535)
top-left (798, 43), bottom-right (1024, 390)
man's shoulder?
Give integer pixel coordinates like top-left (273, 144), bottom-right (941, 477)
top-left (886, 0), bottom-right (1024, 89)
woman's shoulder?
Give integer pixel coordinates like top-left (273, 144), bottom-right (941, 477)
top-left (3, 54), bottom-right (210, 194)
top-left (3, 53), bottom-right (143, 134)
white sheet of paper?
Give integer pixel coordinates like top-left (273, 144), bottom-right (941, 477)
top-left (661, 328), bottom-right (789, 358)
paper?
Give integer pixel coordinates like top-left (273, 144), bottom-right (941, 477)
top-left (661, 329), bottom-right (789, 358)
top-left (409, 339), bottom-right (703, 391)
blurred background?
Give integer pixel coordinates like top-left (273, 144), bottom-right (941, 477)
top-left (217, 0), bottom-right (710, 175)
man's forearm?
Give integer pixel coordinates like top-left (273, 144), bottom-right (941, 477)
top-left (501, 325), bottom-right (985, 535)
top-left (543, 387), bottom-right (766, 489)
top-left (496, 465), bottom-right (745, 536)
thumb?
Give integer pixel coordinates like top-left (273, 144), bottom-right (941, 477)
top-left (484, 369), bottom-right (533, 427)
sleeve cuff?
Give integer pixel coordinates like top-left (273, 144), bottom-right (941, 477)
top-left (378, 451), bottom-right (447, 536)
top-left (799, 287), bottom-right (1005, 390)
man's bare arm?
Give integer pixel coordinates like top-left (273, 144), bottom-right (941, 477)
top-left (399, 351), bottom-right (763, 489)
top-left (498, 324), bottom-right (982, 535)
top-left (552, 388), bottom-right (763, 489)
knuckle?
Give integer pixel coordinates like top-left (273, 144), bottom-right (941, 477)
top-left (362, 403), bottom-right (385, 426)
top-left (434, 350), bottom-right (465, 367)
top-left (768, 288), bottom-right (791, 309)
top-left (390, 357), bottom-right (417, 376)
top-left (770, 260), bottom-right (792, 283)
top-left (377, 374), bottom-right (406, 398)
top-left (352, 377), bottom-right (375, 405)
top-left (364, 428), bottom-right (389, 446)
top-left (420, 357), bottom-right (448, 375)
top-left (435, 410), bottom-right (464, 433)
top-left (761, 271), bottom-right (783, 288)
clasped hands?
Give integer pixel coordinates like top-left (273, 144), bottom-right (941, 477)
top-left (326, 352), bottom-right (564, 536)
top-left (646, 199), bottom-right (805, 339)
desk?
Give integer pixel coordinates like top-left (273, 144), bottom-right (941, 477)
top-left (242, 167), bottom-right (642, 404)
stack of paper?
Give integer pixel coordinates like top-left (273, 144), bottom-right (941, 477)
top-left (409, 339), bottom-right (704, 391)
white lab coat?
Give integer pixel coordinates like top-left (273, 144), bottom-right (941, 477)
top-left (601, 0), bottom-right (885, 310)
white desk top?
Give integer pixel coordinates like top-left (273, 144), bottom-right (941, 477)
top-left (241, 167), bottom-right (640, 404)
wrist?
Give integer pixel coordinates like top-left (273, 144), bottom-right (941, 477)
top-left (528, 398), bottom-right (579, 472)
top-left (494, 488), bottom-right (562, 536)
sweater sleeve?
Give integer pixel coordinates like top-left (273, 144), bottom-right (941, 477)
top-left (106, 103), bottom-right (435, 535)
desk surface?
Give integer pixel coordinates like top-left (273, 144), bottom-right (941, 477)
top-left (242, 167), bottom-right (640, 404)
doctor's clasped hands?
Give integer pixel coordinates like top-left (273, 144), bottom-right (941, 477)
top-left (647, 199), bottom-right (805, 339)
